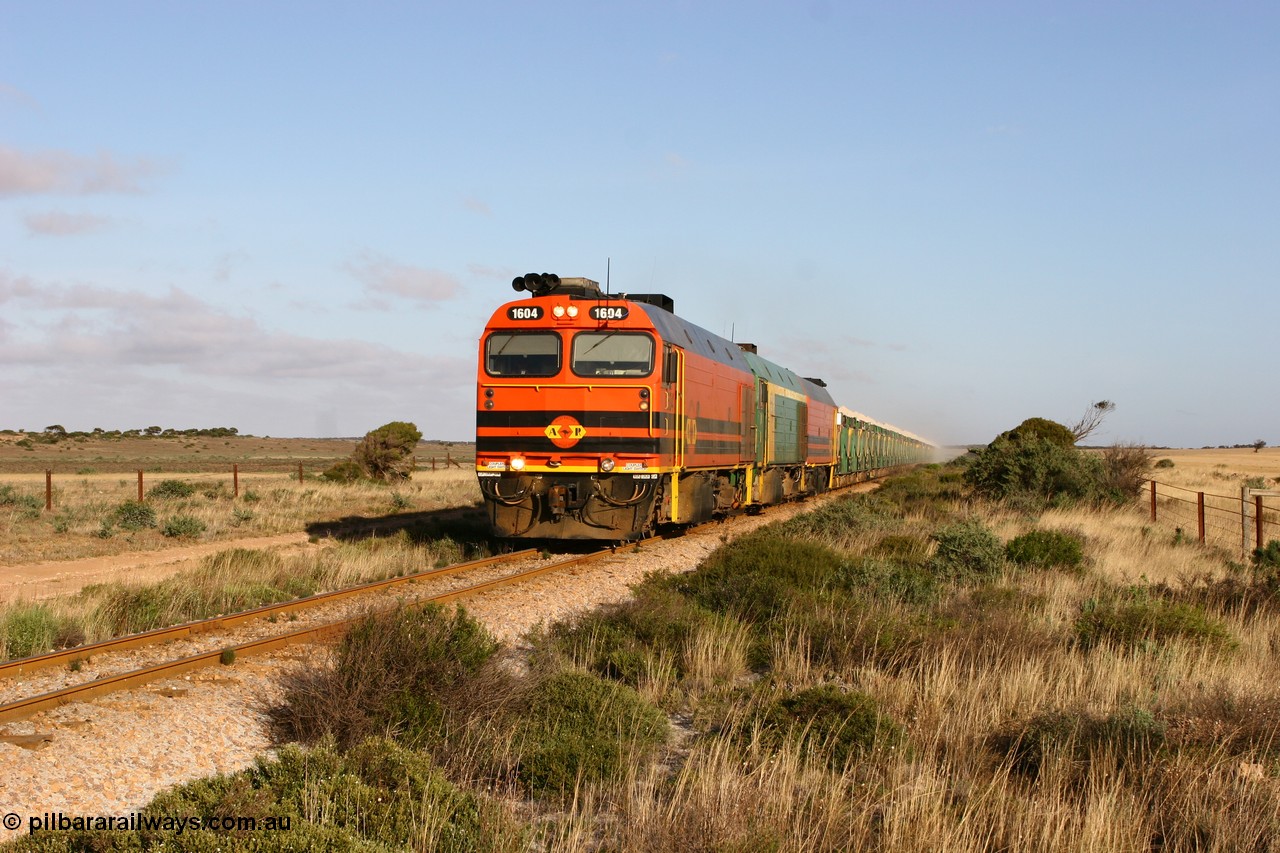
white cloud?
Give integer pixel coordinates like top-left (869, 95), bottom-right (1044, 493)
top-left (0, 271), bottom-right (475, 436)
top-left (23, 210), bottom-right (111, 236)
top-left (343, 252), bottom-right (460, 308)
top-left (0, 145), bottom-right (160, 196)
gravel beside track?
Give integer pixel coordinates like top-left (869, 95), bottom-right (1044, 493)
top-left (0, 491), bottom-right (861, 840)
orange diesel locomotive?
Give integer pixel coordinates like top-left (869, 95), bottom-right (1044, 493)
top-left (476, 273), bottom-right (930, 539)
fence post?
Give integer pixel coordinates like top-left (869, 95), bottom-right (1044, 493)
top-left (1197, 492), bottom-right (1205, 544)
top-left (233, 464), bottom-right (239, 498)
top-left (1257, 495), bottom-right (1265, 553)
top-left (432, 457), bottom-right (437, 471)
top-left (45, 469), bottom-right (52, 512)
top-left (1242, 487), bottom-right (1248, 553)
top-left (298, 463), bottom-right (304, 484)
top-left (138, 470), bottom-right (144, 501)
top-left (1150, 481), bottom-right (1157, 522)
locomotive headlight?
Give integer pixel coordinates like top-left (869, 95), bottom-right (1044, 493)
top-left (639, 401), bottom-right (649, 411)
top-left (552, 305), bottom-right (566, 318)
top-left (509, 456), bottom-right (526, 471)
top-left (599, 457), bottom-right (616, 473)
top-left (567, 305), bottom-right (579, 318)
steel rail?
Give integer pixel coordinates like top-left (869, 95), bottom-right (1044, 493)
top-left (0, 549), bottom-right (538, 681)
top-left (0, 546), bottom-right (622, 724)
top-left (0, 473), bottom-right (896, 724)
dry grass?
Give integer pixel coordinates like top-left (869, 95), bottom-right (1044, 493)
top-left (0, 465), bottom-right (481, 565)
top-left (529, 467), bottom-right (1280, 851)
top-left (0, 529), bottom-right (485, 660)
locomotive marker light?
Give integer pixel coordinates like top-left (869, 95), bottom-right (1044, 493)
top-left (600, 457), bottom-right (616, 473)
top-left (509, 456), bottom-right (526, 471)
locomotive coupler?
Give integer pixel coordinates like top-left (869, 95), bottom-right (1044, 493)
top-left (547, 484), bottom-right (569, 517)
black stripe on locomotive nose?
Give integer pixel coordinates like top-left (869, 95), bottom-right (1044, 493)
top-left (476, 436), bottom-right (670, 455)
top-left (477, 411), bottom-right (672, 431)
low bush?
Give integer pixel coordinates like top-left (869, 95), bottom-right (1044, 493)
top-left (754, 684), bottom-right (904, 769)
top-left (1005, 529), bottom-right (1085, 571)
top-left (992, 706), bottom-right (1165, 781)
top-left (161, 514), bottom-right (206, 538)
top-left (0, 484), bottom-right (42, 514)
top-left (148, 479), bottom-right (196, 499)
top-left (321, 460), bottom-right (364, 483)
top-left (670, 530), bottom-right (847, 622)
top-left (545, 582), bottom-right (716, 686)
top-left (1154, 458), bottom-right (1176, 469)
top-left (1255, 540), bottom-right (1280, 569)
top-left (17, 739), bottom-right (518, 852)
top-left (108, 500), bottom-right (156, 531)
top-left (1101, 443), bottom-right (1152, 499)
top-left (929, 519), bottom-right (1005, 583)
top-left (514, 669), bottom-right (667, 797)
top-left (271, 604), bottom-right (499, 749)
top-left (1074, 587), bottom-right (1235, 651)
top-left (834, 556), bottom-right (939, 605)
top-left (1, 604), bottom-right (82, 659)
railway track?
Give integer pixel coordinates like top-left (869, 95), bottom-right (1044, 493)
top-left (0, 543), bottom-right (637, 724)
top-left (0, 476), bottom-right (895, 727)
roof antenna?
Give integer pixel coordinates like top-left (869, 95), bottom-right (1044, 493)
top-left (606, 257), bottom-right (611, 296)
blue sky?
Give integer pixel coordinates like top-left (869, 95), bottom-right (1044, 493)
top-left (1, 2), bottom-right (1276, 446)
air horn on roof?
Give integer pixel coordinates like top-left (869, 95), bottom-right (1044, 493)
top-left (511, 273), bottom-right (561, 296)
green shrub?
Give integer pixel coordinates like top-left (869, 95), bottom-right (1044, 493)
top-left (321, 460), bottom-right (365, 483)
top-left (202, 482), bottom-right (229, 499)
top-left (670, 530), bottom-right (847, 621)
top-left (2, 605), bottom-right (61, 659)
top-left (1255, 540), bottom-right (1280, 569)
top-left (353, 421), bottom-right (423, 482)
top-left (965, 436), bottom-right (1109, 509)
top-left (109, 500), bottom-right (156, 530)
top-left (34, 738), bottom-right (514, 852)
top-left (772, 494), bottom-right (897, 543)
top-left (929, 519), bottom-right (1005, 582)
top-left (755, 684), bottom-right (904, 769)
top-left (515, 669), bottom-right (667, 796)
top-left (161, 514), bottom-right (206, 538)
top-left (1154, 458), bottom-right (1176, 469)
top-left (148, 478), bottom-right (196, 499)
top-left (271, 604), bottom-right (499, 749)
top-left (1005, 529), bottom-right (1085, 571)
top-left (0, 484), bottom-right (42, 520)
top-left (833, 556), bottom-right (939, 605)
top-left (992, 706), bottom-right (1165, 780)
top-left (1074, 587), bottom-right (1235, 651)
top-left (1000, 417), bottom-right (1078, 447)
top-left (546, 582), bottom-right (715, 685)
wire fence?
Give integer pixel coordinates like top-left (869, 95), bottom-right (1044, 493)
top-left (1141, 478), bottom-right (1280, 555)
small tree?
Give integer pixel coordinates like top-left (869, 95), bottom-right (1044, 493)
top-left (1253, 439), bottom-right (1267, 453)
top-left (1069, 400), bottom-right (1116, 443)
top-left (353, 421), bottom-right (422, 481)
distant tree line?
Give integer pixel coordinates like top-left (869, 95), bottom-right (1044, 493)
top-left (1202, 440), bottom-right (1269, 452)
top-left (1, 425), bottom-right (243, 445)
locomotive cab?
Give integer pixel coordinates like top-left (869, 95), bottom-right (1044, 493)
top-left (476, 275), bottom-right (668, 539)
